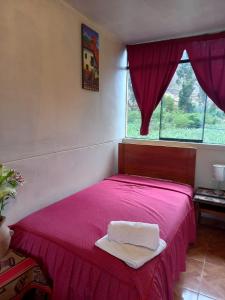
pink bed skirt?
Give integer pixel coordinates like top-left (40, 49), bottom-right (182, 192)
top-left (11, 175), bottom-right (196, 300)
top-left (11, 209), bottom-right (195, 300)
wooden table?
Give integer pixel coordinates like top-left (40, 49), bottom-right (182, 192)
top-left (0, 249), bottom-right (51, 300)
top-left (194, 187), bottom-right (225, 223)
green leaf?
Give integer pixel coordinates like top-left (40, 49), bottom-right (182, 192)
top-left (8, 180), bottom-right (18, 188)
top-left (0, 186), bottom-right (16, 199)
top-left (0, 169), bottom-right (14, 185)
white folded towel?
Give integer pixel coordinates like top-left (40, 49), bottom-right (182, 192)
top-left (108, 221), bottom-right (159, 250)
top-left (95, 235), bottom-right (167, 269)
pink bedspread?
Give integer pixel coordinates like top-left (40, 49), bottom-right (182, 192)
top-left (11, 175), bottom-right (196, 300)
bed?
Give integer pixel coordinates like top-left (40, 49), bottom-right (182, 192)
top-left (11, 143), bottom-right (197, 300)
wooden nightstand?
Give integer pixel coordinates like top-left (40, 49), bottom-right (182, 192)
top-left (0, 249), bottom-right (52, 300)
top-left (194, 187), bottom-right (225, 224)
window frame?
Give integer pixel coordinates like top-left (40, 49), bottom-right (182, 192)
top-left (126, 56), bottom-right (225, 145)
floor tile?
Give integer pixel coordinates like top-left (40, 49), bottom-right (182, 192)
top-left (199, 262), bottom-right (225, 299)
top-left (187, 237), bottom-right (208, 262)
top-left (197, 226), bottom-right (214, 242)
top-left (174, 224), bottom-right (225, 299)
top-left (176, 258), bottom-right (203, 292)
top-left (174, 287), bottom-right (198, 300)
top-left (209, 229), bottom-right (225, 243)
top-left (205, 237), bottom-right (225, 267)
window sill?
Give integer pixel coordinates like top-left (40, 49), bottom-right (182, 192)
top-left (123, 138), bottom-right (225, 152)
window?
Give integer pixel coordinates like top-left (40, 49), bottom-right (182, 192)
top-left (126, 51), bottom-right (225, 144)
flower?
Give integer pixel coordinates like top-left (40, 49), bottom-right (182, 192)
top-left (0, 164), bottom-right (24, 219)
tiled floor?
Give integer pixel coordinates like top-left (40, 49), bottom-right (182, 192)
top-left (174, 219), bottom-right (225, 300)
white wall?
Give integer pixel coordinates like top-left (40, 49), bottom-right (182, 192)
top-left (124, 139), bottom-right (225, 190)
top-left (0, 0), bottom-right (126, 224)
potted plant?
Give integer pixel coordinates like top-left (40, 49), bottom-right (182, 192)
top-left (0, 164), bottom-right (24, 257)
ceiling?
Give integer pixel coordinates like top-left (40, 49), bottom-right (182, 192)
top-left (66, 0), bottom-right (225, 44)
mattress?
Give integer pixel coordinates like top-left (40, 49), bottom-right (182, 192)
top-left (11, 174), bottom-right (196, 300)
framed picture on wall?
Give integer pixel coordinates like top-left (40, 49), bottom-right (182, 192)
top-left (81, 24), bottom-right (99, 91)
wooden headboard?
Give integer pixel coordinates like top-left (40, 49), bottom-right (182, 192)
top-left (118, 143), bottom-right (196, 187)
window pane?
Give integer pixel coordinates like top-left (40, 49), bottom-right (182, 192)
top-left (181, 49), bottom-right (189, 60)
top-left (159, 62), bottom-right (205, 141)
top-left (126, 72), bottom-right (160, 139)
top-left (203, 98), bottom-right (225, 144)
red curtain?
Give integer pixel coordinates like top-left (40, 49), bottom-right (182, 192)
top-left (187, 35), bottom-right (225, 112)
top-left (127, 41), bottom-right (183, 135)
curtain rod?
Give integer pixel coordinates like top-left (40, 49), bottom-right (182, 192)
top-left (127, 29), bottom-right (225, 46)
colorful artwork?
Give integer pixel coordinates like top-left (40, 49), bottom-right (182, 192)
top-left (81, 24), bottom-right (99, 91)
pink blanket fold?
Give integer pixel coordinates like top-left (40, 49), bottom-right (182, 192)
top-left (11, 174), bottom-right (196, 300)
